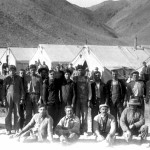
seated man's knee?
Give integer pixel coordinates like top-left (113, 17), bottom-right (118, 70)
top-left (68, 133), bottom-right (79, 141)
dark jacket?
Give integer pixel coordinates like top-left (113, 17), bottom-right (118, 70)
top-left (91, 80), bottom-right (107, 105)
top-left (106, 79), bottom-right (126, 105)
top-left (60, 79), bottom-right (76, 106)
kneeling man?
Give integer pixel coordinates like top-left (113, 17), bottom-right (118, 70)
top-left (55, 106), bottom-right (80, 144)
top-left (16, 104), bottom-right (53, 143)
top-left (120, 98), bottom-right (148, 143)
top-left (93, 104), bottom-right (116, 146)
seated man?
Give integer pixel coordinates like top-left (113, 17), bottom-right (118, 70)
top-left (15, 104), bottom-right (53, 143)
top-left (93, 104), bottom-right (116, 146)
top-left (120, 98), bottom-right (148, 143)
top-left (55, 105), bottom-right (80, 144)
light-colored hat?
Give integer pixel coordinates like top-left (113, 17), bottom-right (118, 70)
top-left (99, 103), bottom-right (109, 109)
top-left (128, 98), bottom-right (140, 105)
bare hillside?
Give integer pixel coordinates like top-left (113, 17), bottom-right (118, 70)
top-left (0, 0), bottom-right (124, 47)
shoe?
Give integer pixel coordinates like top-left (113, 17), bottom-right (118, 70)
top-left (83, 132), bottom-right (88, 136)
top-left (6, 131), bottom-right (11, 135)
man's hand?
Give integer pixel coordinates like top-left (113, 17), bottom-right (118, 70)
top-left (97, 135), bottom-right (105, 142)
top-left (123, 101), bottom-right (127, 108)
top-left (20, 99), bottom-right (24, 105)
top-left (38, 97), bottom-right (42, 105)
top-left (3, 98), bottom-right (7, 107)
top-left (129, 124), bottom-right (135, 129)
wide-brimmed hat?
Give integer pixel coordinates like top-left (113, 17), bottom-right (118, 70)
top-left (29, 64), bottom-right (37, 70)
top-left (9, 65), bottom-right (16, 71)
top-left (128, 98), bottom-right (140, 105)
top-left (99, 103), bottom-right (109, 109)
top-left (38, 65), bottom-right (49, 74)
top-left (131, 70), bottom-right (139, 75)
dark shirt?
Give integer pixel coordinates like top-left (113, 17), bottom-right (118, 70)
top-left (47, 79), bottom-right (59, 104)
top-left (42, 77), bottom-right (49, 104)
top-left (60, 79), bottom-right (76, 105)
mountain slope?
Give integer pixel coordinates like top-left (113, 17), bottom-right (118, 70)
top-left (88, 0), bottom-right (128, 23)
top-left (0, 0), bottom-right (123, 47)
top-left (106, 0), bottom-right (150, 45)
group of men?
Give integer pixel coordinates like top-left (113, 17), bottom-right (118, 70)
top-left (1, 63), bottom-right (150, 146)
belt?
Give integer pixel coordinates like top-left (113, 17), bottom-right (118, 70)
top-left (27, 93), bottom-right (40, 95)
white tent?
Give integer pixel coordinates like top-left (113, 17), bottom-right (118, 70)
top-left (71, 45), bottom-right (149, 83)
top-left (0, 47), bottom-right (37, 73)
top-left (29, 44), bottom-right (81, 69)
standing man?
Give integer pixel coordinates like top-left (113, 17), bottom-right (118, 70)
top-left (93, 104), bottom-right (116, 146)
top-left (3, 65), bottom-right (24, 135)
top-left (126, 71), bottom-right (145, 112)
top-left (47, 70), bottom-right (60, 129)
top-left (140, 61), bottom-right (149, 83)
top-left (91, 71), bottom-right (107, 131)
top-left (106, 70), bottom-right (126, 136)
top-left (73, 65), bottom-right (92, 135)
top-left (25, 64), bottom-right (43, 125)
top-left (60, 69), bottom-right (76, 118)
top-left (19, 69), bottom-right (26, 130)
top-left (38, 65), bottom-right (49, 105)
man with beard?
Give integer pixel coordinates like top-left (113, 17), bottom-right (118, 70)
top-left (106, 70), bottom-right (126, 136)
top-left (120, 98), bottom-right (148, 143)
top-left (3, 65), bottom-right (24, 135)
top-left (93, 104), bottom-right (116, 146)
top-left (73, 65), bottom-right (92, 136)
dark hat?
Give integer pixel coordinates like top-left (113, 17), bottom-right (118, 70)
top-left (29, 64), bottom-right (37, 70)
top-left (99, 103), bottom-right (109, 109)
top-left (38, 65), bottom-right (49, 74)
top-left (128, 98), bottom-right (140, 106)
top-left (9, 65), bottom-right (16, 71)
top-left (77, 65), bottom-right (84, 70)
top-left (64, 69), bottom-right (72, 74)
top-left (131, 70), bottom-right (139, 75)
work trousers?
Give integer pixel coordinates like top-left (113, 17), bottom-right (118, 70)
top-left (5, 93), bottom-right (20, 132)
top-left (109, 102), bottom-right (123, 135)
top-left (19, 104), bottom-right (25, 129)
top-left (75, 100), bottom-right (88, 134)
top-left (47, 103), bottom-right (59, 129)
top-left (60, 133), bottom-right (79, 143)
top-left (25, 94), bottom-right (40, 125)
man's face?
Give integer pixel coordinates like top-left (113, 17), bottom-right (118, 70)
top-left (94, 72), bottom-right (101, 81)
top-left (132, 73), bottom-right (139, 81)
top-left (38, 107), bottom-right (47, 116)
top-left (65, 72), bottom-right (70, 80)
top-left (78, 69), bottom-right (84, 76)
top-left (9, 69), bottom-right (16, 76)
top-left (30, 68), bottom-right (36, 75)
top-left (65, 108), bottom-right (73, 118)
top-left (19, 71), bottom-right (25, 78)
top-left (129, 105), bottom-right (137, 110)
top-left (41, 70), bottom-right (48, 78)
top-left (100, 107), bottom-right (108, 115)
top-left (49, 71), bottom-right (54, 80)
top-left (112, 71), bottom-right (118, 80)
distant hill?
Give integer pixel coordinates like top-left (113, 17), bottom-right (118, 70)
top-left (0, 0), bottom-right (124, 47)
top-left (106, 0), bottom-right (150, 45)
top-left (88, 0), bottom-right (128, 23)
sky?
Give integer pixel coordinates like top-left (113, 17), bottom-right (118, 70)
top-left (67, 0), bottom-right (109, 7)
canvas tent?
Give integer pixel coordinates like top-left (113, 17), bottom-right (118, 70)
top-left (29, 44), bottom-right (81, 69)
top-left (0, 47), bottom-right (37, 73)
top-left (71, 45), bottom-right (150, 83)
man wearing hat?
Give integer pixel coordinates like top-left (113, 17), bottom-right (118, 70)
top-left (3, 65), bottom-right (24, 135)
top-left (38, 65), bottom-right (49, 105)
top-left (120, 98), bottom-right (148, 143)
top-left (126, 70), bottom-right (145, 112)
top-left (25, 64), bottom-right (43, 125)
top-left (73, 64), bottom-right (92, 135)
top-left (93, 104), bottom-right (116, 146)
